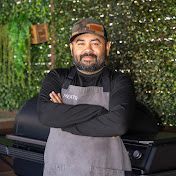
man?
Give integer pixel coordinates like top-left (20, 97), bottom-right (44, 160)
top-left (37, 18), bottom-right (135, 176)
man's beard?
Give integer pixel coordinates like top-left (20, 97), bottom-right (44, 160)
top-left (73, 53), bottom-right (106, 72)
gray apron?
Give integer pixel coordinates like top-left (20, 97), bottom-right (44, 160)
top-left (43, 67), bottom-right (131, 176)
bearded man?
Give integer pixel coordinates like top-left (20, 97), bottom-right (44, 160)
top-left (37, 18), bottom-right (135, 176)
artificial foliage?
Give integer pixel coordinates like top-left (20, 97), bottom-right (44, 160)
top-left (0, 0), bottom-right (175, 126)
top-left (0, 0), bottom-right (50, 109)
top-left (8, 14), bottom-right (31, 86)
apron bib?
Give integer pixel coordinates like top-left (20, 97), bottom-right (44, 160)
top-left (43, 67), bottom-right (131, 176)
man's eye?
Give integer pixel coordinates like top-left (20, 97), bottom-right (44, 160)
top-left (92, 42), bottom-right (100, 46)
top-left (77, 43), bottom-right (84, 45)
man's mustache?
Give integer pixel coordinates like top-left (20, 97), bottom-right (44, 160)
top-left (80, 53), bottom-right (97, 60)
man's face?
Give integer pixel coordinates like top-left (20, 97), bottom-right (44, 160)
top-left (70, 33), bottom-right (111, 72)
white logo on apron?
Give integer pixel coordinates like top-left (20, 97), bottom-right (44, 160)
top-left (63, 93), bottom-right (78, 101)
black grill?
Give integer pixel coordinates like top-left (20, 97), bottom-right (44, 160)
top-left (1, 96), bottom-right (176, 176)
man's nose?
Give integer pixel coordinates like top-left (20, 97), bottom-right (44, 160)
top-left (84, 43), bottom-right (93, 53)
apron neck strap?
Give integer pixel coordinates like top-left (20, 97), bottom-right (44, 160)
top-left (62, 66), bottom-right (110, 92)
top-left (102, 67), bottom-right (110, 92)
top-left (62, 66), bottom-right (77, 89)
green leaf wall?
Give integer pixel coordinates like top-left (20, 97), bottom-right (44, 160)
top-left (0, 0), bottom-right (175, 126)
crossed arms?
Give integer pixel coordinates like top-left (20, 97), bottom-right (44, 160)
top-left (37, 69), bottom-right (135, 137)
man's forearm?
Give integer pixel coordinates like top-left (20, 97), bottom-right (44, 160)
top-left (62, 103), bottom-right (134, 137)
top-left (37, 100), bottom-right (108, 128)
top-left (62, 76), bottom-right (135, 137)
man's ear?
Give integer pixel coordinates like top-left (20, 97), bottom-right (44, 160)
top-left (106, 41), bottom-right (111, 56)
top-left (70, 43), bottom-right (73, 56)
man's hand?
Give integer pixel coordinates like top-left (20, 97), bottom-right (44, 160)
top-left (49, 91), bottom-right (63, 104)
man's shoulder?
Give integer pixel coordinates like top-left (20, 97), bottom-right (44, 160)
top-left (107, 68), bottom-right (129, 80)
top-left (53, 67), bottom-right (70, 75)
top-left (107, 68), bottom-right (133, 87)
top-left (47, 67), bottom-right (71, 79)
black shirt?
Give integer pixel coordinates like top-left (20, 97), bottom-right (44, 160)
top-left (37, 67), bottom-right (135, 137)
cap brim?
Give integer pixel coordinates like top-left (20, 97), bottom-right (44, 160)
top-left (69, 30), bottom-right (106, 43)
top-left (69, 31), bottom-right (88, 43)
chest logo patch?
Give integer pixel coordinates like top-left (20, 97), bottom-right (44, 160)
top-left (63, 94), bottom-right (78, 101)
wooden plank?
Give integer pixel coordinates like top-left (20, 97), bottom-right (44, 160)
top-left (0, 110), bottom-right (16, 135)
top-left (0, 120), bottom-right (15, 135)
top-left (0, 157), bottom-right (13, 172)
top-left (0, 171), bottom-right (16, 176)
top-left (162, 126), bottom-right (176, 133)
top-left (0, 111), bottom-right (16, 120)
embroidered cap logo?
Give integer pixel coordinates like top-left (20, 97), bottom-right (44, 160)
top-left (86, 23), bottom-right (104, 37)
